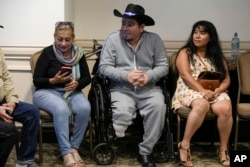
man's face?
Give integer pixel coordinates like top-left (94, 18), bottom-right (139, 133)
top-left (121, 18), bottom-right (145, 42)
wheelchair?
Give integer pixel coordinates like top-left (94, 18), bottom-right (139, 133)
top-left (86, 40), bottom-right (176, 165)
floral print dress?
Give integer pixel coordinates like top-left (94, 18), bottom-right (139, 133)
top-left (171, 54), bottom-right (231, 111)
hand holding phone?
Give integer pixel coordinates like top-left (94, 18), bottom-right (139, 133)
top-left (61, 66), bottom-right (72, 74)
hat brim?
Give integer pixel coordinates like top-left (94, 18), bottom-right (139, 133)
top-left (113, 9), bottom-right (155, 26)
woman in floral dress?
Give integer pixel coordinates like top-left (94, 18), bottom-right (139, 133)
top-left (172, 20), bottom-right (232, 167)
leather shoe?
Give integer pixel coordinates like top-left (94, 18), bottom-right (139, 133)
top-left (137, 154), bottom-right (156, 167)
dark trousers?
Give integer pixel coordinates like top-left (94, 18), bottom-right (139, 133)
top-left (13, 101), bottom-right (40, 163)
top-left (0, 121), bottom-right (18, 167)
top-left (0, 101), bottom-right (40, 166)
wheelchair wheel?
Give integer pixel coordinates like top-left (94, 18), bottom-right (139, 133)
top-left (89, 87), bottom-right (100, 145)
top-left (92, 143), bottom-right (116, 165)
top-left (89, 84), bottom-right (106, 145)
top-left (95, 84), bottom-right (108, 142)
top-left (152, 141), bottom-right (170, 163)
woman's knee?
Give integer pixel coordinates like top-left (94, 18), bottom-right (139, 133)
top-left (73, 101), bottom-right (91, 118)
top-left (76, 107), bottom-right (91, 119)
top-left (191, 99), bottom-right (210, 113)
top-left (213, 101), bottom-right (232, 118)
top-left (217, 106), bottom-right (232, 118)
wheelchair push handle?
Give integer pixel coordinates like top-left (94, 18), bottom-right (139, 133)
top-left (85, 39), bottom-right (103, 58)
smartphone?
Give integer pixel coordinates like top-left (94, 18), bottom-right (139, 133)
top-left (61, 66), bottom-right (72, 74)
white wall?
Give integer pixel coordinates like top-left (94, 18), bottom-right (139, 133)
top-left (64, 0), bottom-right (75, 22)
top-left (0, 0), bottom-right (68, 46)
top-left (75, 0), bottom-right (250, 41)
top-left (0, 0), bottom-right (75, 103)
top-left (1, 0), bottom-right (250, 46)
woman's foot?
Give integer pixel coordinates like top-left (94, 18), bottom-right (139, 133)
top-left (178, 142), bottom-right (193, 167)
top-left (63, 153), bottom-right (78, 167)
top-left (72, 151), bottom-right (84, 165)
top-left (218, 150), bottom-right (230, 166)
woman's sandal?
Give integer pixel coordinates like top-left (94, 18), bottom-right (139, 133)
top-left (72, 151), bottom-right (84, 165)
top-left (218, 150), bottom-right (230, 166)
top-left (63, 153), bottom-right (78, 167)
top-left (178, 142), bottom-right (193, 167)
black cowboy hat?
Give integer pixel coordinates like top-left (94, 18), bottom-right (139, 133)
top-left (113, 4), bottom-right (155, 26)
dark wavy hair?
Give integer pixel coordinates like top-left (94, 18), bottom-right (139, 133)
top-left (177, 20), bottom-right (227, 80)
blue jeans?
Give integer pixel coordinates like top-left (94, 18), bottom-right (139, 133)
top-left (0, 121), bottom-right (18, 167)
top-left (33, 88), bottom-right (91, 156)
top-left (13, 101), bottom-right (40, 164)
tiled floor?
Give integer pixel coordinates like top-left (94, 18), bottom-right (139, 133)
top-left (5, 138), bottom-right (250, 167)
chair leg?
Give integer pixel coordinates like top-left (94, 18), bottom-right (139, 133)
top-left (39, 120), bottom-right (43, 164)
top-left (177, 114), bottom-right (181, 144)
top-left (15, 129), bottom-right (20, 157)
top-left (15, 141), bottom-right (19, 156)
top-left (234, 115), bottom-right (239, 151)
top-left (210, 120), bottom-right (216, 146)
top-left (14, 121), bottom-right (21, 157)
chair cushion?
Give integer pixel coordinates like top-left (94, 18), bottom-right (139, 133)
top-left (40, 110), bottom-right (53, 120)
top-left (177, 106), bottom-right (216, 119)
top-left (237, 103), bottom-right (250, 118)
top-left (238, 52), bottom-right (250, 94)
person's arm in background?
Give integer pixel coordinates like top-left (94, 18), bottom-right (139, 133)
top-left (0, 49), bottom-right (19, 119)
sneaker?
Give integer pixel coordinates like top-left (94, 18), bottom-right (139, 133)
top-left (27, 162), bottom-right (40, 167)
top-left (137, 154), bottom-right (156, 167)
top-left (16, 162), bottom-right (39, 167)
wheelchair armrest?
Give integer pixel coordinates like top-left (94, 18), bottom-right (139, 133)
top-left (156, 76), bottom-right (168, 87)
top-left (156, 76), bottom-right (174, 125)
top-left (156, 76), bottom-right (169, 98)
top-left (96, 74), bottom-right (110, 88)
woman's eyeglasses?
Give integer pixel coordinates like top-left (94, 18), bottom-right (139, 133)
top-left (55, 21), bottom-right (74, 28)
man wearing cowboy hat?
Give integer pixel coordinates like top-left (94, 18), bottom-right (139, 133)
top-left (99, 4), bottom-right (169, 167)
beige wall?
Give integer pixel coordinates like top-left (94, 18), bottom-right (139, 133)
top-left (74, 0), bottom-right (250, 41)
top-left (1, 0), bottom-right (250, 103)
top-left (1, 0), bottom-right (250, 46)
